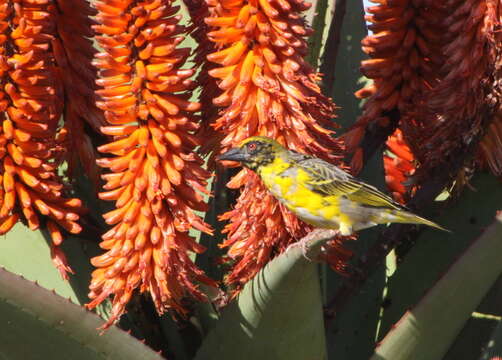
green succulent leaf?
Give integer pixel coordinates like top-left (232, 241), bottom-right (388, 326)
top-left (479, 317), bottom-right (502, 360)
top-left (371, 212), bottom-right (502, 360)
top-left (194, 232), bottom-right (334, 360)
top-left (0, 266), bottom-right (163, 360)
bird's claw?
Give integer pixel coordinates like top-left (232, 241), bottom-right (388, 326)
top-left (286, 229), bottom-right (339, 261)
top-left (286, 237), bottom-right (314, 260)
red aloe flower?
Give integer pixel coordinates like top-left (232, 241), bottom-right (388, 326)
top-left (350, 1), bottom-right (502, 193)
top-left (384, 129), bottom-right (416, 203)
top-left (87, 0), bottom-right (216, 328)
top-left (344, 0), bottom-right (446, 175)
top-left (405, 0), bottom-right (501, 181)
top-left (184, 0), bottom-right (222, 157)
top-left (53, 0), bottom-right (105, 187)
top-left (479, 110), bottom-right (502, 175)
top-left (0, 0), bottom-right (84, 278)
top-left (203, 0), bottom-right (351, 287)
top-left (477, 0), bottom-right (502, 177)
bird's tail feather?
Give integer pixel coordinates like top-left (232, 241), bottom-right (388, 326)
top-left (388, 210), bottom-right (450, 232)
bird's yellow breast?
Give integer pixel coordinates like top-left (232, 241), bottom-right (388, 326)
top-left (258, 157), bottom-right (345, 228)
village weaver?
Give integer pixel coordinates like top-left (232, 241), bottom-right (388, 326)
top-left (218, 136), bottom-right (447, 236)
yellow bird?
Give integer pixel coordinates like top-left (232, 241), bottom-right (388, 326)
top-left (218, 136), bottom-right (447, 236)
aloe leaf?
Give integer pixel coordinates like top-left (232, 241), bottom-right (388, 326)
top-left (194, 231), bottom-right (336, 360)
top-left (0, 222), bottom-right (112, 319)
top-left (306, 0), bottom-right (330, 68)
top-left (319, 2), bottom-right (385, 358)
top-left (322, 145), bottom-right (388, 360)
top-left (445, 289), bottom-right (502, 360)
top-left (0, 223), bottom-right (82, 303)
top-left (370, 212), bottom-right (502, 360)
top-left (322, 0), bottom-right (367, 129)
top-left (479, 316), bottom-right (502, 360)
top-left (376, 174), bottom-right (502, 350)
top-left (0, 267), bottom-right (163, 360)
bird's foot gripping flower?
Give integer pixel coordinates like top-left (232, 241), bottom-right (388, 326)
top-left (285, 228), bottom-right (341, 261)
top-left (87, 0), bottom-right (217, 328)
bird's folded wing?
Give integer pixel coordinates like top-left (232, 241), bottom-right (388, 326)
top-left (297, 157), bottom-right (401, 210)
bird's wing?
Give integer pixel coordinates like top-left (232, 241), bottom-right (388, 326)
top-left (295, 156), bottom-right (401, 209)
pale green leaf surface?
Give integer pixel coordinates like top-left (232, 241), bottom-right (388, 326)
top-left (195, 239), bottom-right (328, 360)
top-left (318, 1), bottom-right (386, 357)
top-left (479, 316), bottom-right (502, 360)
top-left (0, 222), bottom-right (111, 319)
top-left (376, 174), bottom-right (502, 360)
top-left (371, 211), bottom-right (502, 360)
top-left (0, 267), bottom-right (163, 360)
top-left (0, 224), bottom-right (79, 303)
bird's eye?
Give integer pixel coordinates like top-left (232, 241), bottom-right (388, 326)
top-left (247, 142), bottom-right (257, 152)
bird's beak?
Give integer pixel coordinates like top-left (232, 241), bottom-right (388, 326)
top-left (217, 147), bottom-right (249, 162)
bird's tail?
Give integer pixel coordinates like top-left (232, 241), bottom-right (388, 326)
top-left (386, 209), bottom-right (450, 232)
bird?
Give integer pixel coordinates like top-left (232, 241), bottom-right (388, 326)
top-left (218, 136), bottom-right (448, 236)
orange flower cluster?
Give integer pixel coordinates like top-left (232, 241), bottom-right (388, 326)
top-left (480, 109), bottom-right (502, 176)
top-left (184, 0), bottom-right (222, 157)
top-left (384, 129), bottom-right (416, 204)
top-left (406, 0), bottom-right (501, 179)
top-left (53, 0), bottom-right (104, 187)
top-left (344, 0), bottom-right (445, 174)
top-left (87, 0), bottom-right (215, 328)
top-left (347, 0), bottom-right (501, 200)
top-left (478, 0), bottom-right (502, 177)
top-left (203, 0), bottom-right (349, 286)
top-left (0, 0), bottom-right (83, 278)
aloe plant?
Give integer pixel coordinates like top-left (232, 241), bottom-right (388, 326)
top-left (0, 266), bottom-right (163, 360)
top-left (1, 0), bottom-right (501, 359)
top-left (371, 213), bottom-right (502, 360)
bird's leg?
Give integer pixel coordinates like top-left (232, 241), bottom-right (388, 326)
top-left (286, 234), bottom-right (314, 261)
top-left (287, 228), bottom-right (340, 261)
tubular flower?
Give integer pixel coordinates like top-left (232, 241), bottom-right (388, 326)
top-left (53, 0), bottom-right (104, 187)
top-left (384, 129), bottom-right (416, 204)
top-left (204, 0), bottom-right (350, 286)
top-left (184, 0), bottom-right (222, 157)
top-left (479, 109), bottom-right (502, 176)
top-left (405, 0), bottom-right (501, 180)
top-left (0, 0), bottom-right (84, 278)
top-left (344, 0), bottom-right (445, 174)
top-left (88, 0), bottom-right (215, 328)
top-left (478, 1), bottom-right (502, 176)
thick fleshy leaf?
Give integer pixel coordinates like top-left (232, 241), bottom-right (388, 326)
top-left (0, 267), bottom-right (163, 360)
top-left (321, 0), bottom-right (367, 128)
top-left (0, 222), bottom-right (109, 318)
top-left (195, 231), bottom-right (335, 360)
top-left (479, 318), bottom-right (502, 360)
top-left (371, 212), bottom-right (502, 360)
top-left (377, 174), bottom-right (502, 352)
top-left (306, 0), bottom-right (330, 68)
top-left (0, 224), bottom-right (88, 304)
top-left (0, 225), bottom-right (70, 294)
top-left (320, 3), bottom-right (383, 357)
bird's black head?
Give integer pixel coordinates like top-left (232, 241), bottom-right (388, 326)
top-left (217, 136), bottom-right (284, 171)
